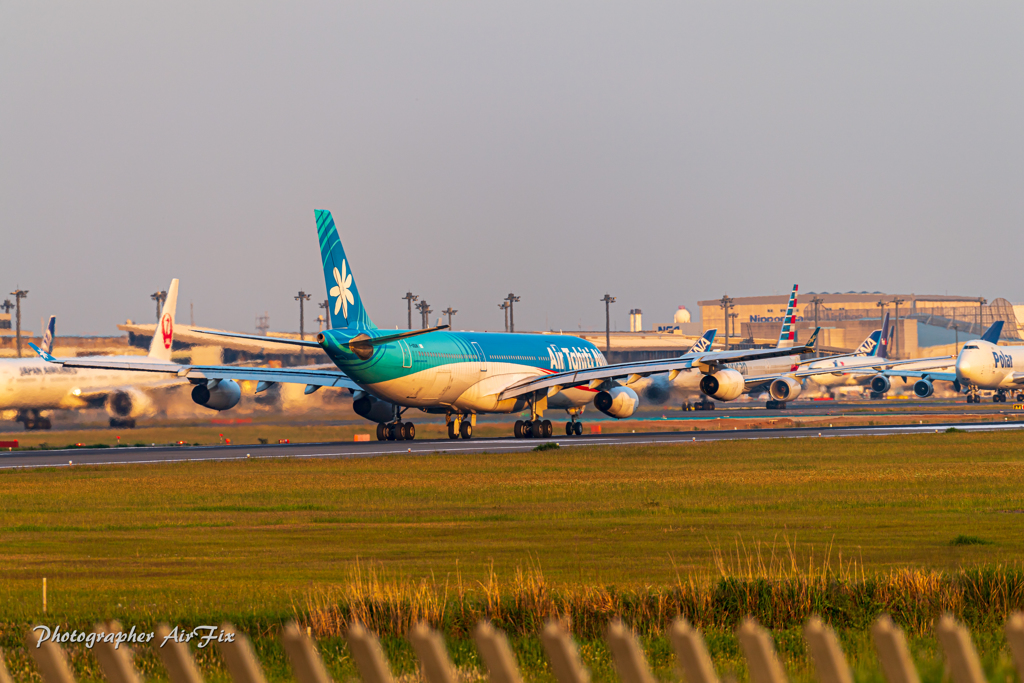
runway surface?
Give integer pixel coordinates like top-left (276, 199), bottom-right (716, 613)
top-left (3, 418), bottom-right (1023, 470)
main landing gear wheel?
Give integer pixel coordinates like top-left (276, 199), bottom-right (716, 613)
top-left (459, 421), bottom-right (473, 439)
top-left (573, 421), bottom-right (583, 436)
top-left (514, 420), bottom-right (525, 438)
top-left (1017, 394), bottom-right (1024, 403)
top-left (565, 421), bottom-right (574, 436)
top-left (377, 423), bottom-right (387, 441)
top-left (448, 422), bottom-right (459, 439)
top-left (402, 422), bottom-right (416, 440)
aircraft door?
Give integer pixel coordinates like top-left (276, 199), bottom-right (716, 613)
top-left (398, 340), bottom-right (412, 368)
top-left (470, 341), bottom-right (487, 373)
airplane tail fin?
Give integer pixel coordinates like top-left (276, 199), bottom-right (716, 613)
top-left (876, 312), bottom-right (891, 359)
top-left (981, 321), bottom-right (1004, 344)
top-left (688, 328), bottom-right (717, 354)
top-left (804, 326), bottom-right (821, 349)
top-left (776, 284), bottom-right (799, 348)
top-left (315, 209), bottom-right (376, 330)
top-left (854, 329), bottom-right (882, 357)
top-left (147, 279), bottom-right (178, 361)
top-left (41, 316), bottom-right (56, 354)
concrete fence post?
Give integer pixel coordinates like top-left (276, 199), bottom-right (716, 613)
top-left (803, 617), bottom-right (852, 683)
top-left (606, 620), bottom-right (655, 683)
top-left (669, 618), bottom-right (720, 683)
top-left (1006, 612), bottom-right (1024, 679)
top-left (0, 649), bottom-right (13, 683)
top-left (24, 632), bottom-right (75, 683)
top-left (540, 622), bottom-right (591, 683)
top-left (870, 616), bottom-right (920, 683)
top-left (408, 623), bottom-right (457, 683)
top-left (92, 623), bottom-right (141, 683)
top-left (346, 622), bottom-right (395, 683)
top-left (935, 615), bottom-right (986, 683)
top-left (737, 618), bottom-right (789, 683)
top-left (282, 622), bottom-right (332, 683)
top-left (153, 625), bottom-right (205, 683)
top-left (216, 623), bottom-right (268, 683)
top-left (475, 622), bottom-right (524, 683)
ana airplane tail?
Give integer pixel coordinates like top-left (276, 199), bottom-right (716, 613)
top-left (41, 316), bottom-right (56, 354)
top-left (147, 279), bottom-right (179, 361)
top-left (688, 328), bottom-right (717, 354)
top-left (315, 209), bottom-right (376, 330)
top-left (776, 284), bottom-right (799, 348)
top-left (852, 329), bottom-right (882, 357)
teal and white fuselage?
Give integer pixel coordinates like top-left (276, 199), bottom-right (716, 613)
top-left (312, 209), bottom-right (602, 418)
top-left (319, 328), bottom-right (604, 413)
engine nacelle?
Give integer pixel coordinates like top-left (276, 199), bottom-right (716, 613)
top-left (104, 388), bottom-right (154, 418)
top-left (699, 369), bottom-right (745, 401)
top-left (191, 379), bottom-right (242, 411)
top-left (352, 391), bottom-right (396, 423)
top-left (870, 375), bottom-right (891, 393)
top-left (594, 386), bottom-right (639, 419)
top-left (768, 376), bottom-right (802, 402)
top-left (914, 379), bottom-right (934, 398)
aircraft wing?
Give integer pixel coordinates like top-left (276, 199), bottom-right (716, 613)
top-left (29, 344), bottom-right (360, 390)
top-left (790, 355), bottom-right (955, 379)
top-left (497, 334), bottom-right (821, 401)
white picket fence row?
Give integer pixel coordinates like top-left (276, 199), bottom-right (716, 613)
top-left (7, 613), bottom-right (1024, 683)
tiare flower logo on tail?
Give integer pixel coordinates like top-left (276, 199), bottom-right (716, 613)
top-left (330, 260), bottom-right (355, 319)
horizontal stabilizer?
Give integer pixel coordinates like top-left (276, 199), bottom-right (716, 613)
top-left (193, 329), bottom-right (322, 347)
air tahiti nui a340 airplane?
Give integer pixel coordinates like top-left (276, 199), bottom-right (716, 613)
top-left (34, 210), bottom-right (823, 441)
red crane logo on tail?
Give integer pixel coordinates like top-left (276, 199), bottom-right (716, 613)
top-left (161, 314), bottom-right (173, 350)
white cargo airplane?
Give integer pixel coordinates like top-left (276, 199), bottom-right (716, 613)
top-left (3, 279), bottom-right (247, 429)
top-left (32, 209), bottom-right (826, 440)
top-left (865, 322), bottom-right (1020, 403)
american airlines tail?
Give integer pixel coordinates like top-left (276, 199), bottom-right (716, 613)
top-left (41, 316), bottom-right (56, 354)
top-left (775, 285), bottom-right (799, 348)
top-left (147, 279), bottom-right (179, 361)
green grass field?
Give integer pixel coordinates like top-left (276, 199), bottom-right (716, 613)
top-left (1, 431), bottom-right (1023, 682)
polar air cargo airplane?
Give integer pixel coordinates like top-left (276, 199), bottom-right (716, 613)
top-left (854, 321), bottom-right (1019, 404)
top-left (35, 210), bottom-right (822, 441)
top-left (8, 282), bottom-right (198, 429)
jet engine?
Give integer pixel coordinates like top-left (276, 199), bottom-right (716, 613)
top-left (914, 379), bottom-right (934, 398)
top-left (104, 388), bottom-right (154, 418)
top-left (352, 391), bottom-right (396, 423)
top-left (768, 376), bottom-right (802, 402)
top-left (594, 386), bottom-right (639, 419)
top-left (870, 375), bottom-right (891, 393)
top-left (191, 379), bottom-right (242, 411)
top-left (699, 369), bottom-right (745, 401)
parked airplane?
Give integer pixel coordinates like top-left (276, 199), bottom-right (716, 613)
top-left (804, 313), bottom-right (892, 397)
top-left (34, 210), bottom-right (822, 440)
top-left (7, 280), bottom-right (220, 429)
top-left (863, 322), bottom-right (1018, 403)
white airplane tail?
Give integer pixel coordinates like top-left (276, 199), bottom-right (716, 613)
top-left (147, 279), bottom-right (179, 361)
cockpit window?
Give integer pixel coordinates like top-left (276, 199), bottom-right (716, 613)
top-left (963, 344), bottom-right (978, 349)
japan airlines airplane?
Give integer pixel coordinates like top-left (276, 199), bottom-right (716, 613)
top-left (863, 322), bottom-right (1018, 403)
top-left (6, 280), bottom-right (208, 429)
top-left (35, 209), bottom-right (822, 440)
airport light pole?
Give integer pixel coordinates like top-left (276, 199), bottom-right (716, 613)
top-left (416, 300), bottom-right (431, 329)
top-left (319, 299), bottom-right (330, 330)
top-left (150, 290), bottom-right (166, 322)
top-left (977, 297), bottom-right (987, 335)
top-left (891, 297), bottom-right (905, 359)
top-left (953, 324), bottom-right (959, 355)
top-left (10, 288), bottom-right (27, 358)
top-left (498, 301), bottom-right (509, 332)
top-left (810, 296), bottom-right (824, 353)
top-left (402, 292), bottom-right (418, 330)
top-left (600, 294), bottom-right (616, 352)
top-left (718, 295), bottom-right (734, 351)
top-left (505, 293), bottom-right (520, 333)
top-left (442, 307), bottom-right (457, 328)
top-left (730, 313), bottom-right (739, 344)
top-left (295, 291), bottom-right (311, 340)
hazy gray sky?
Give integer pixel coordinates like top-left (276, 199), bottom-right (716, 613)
top-left (2, 2), bottom-right (1022, 336)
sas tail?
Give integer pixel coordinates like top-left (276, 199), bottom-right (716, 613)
top-left (147, 279), bottom-right (178, 361)
top-left (776, 284), bottom-right (799, 348)
top-left (41, 316), bottom-right (56, 354)
top-left (688, 328), bottom-right (717, 354)
top-left (315, 209), bottom-right (376, 330)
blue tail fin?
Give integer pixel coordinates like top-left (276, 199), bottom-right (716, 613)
top-left (315, 210), bottom-right (376, 330)
top-left (854, 329), bottom-right (881, 357)
top-left (41, 315), bottom-right (56, 354)
top-left (689, 328), bottom-right (717, 354)
top-left (980, 321), bottom-right (1003, 344)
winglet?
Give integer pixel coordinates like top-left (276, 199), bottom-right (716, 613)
top-left (29, 343), bottom-right (58, 363)
top-left (981, 321), bottom-right (1004, 344)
